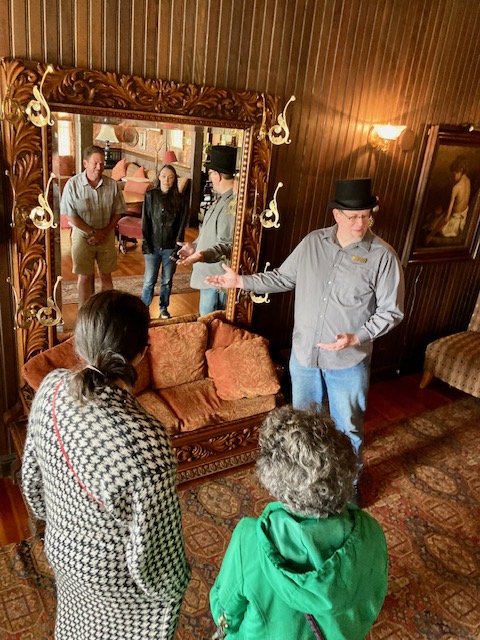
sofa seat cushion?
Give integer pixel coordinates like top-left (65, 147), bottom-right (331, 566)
top-left (159, 378), bottom-right (277, 432)
top-left (148, 321), bottom-right (208, 390)
top-left (135, 390), bottom-right (180, 435)
top-left (206, 337), bottom-right (280, 401)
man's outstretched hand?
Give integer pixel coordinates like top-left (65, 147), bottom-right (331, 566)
top-left (205, 264), bottom-right (243, 289)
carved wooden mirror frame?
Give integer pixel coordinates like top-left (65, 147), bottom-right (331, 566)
top-left (0, 58), bottom-right (277, 371)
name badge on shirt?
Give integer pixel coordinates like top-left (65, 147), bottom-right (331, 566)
top-left (352, 255), bottom-right (367, 263)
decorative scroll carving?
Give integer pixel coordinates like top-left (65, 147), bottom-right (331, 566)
top-left (0, 58), bottom-right (277, 367)
top-left (174, 426), bottom-right (260, 463)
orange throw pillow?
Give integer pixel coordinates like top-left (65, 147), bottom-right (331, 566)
top-left (22, 338), bottom-right (79, 391)
top-left (148, 322), bottom-right (208, 390)
top-left (206, 337), bottom-right (280, 401)
top-left (111, 158), bottom-right (127, 180)
top-left (207, 318), bottom-right (261, 349)
top-left (133, 165), bottom-right (147, 179)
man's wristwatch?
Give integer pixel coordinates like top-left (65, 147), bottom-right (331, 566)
top-left (88, 229), bottom-right (96, 238)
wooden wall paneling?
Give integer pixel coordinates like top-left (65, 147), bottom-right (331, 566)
top-left (168, 0), bottom-right (189, 83)
top-left (58, 0), bottom-right (74, 66)
top-left (156, 0), bottom-right (173, 80)
top-left (117, 0), bottom-right (132, 74)
top-left (143, 0), bottom-right (159, 80)
top-left (129, 0), bottom-right (147, 77)
top-left (43, 0), bottom-right (59, 64)
top-left (74, 0), bottom-right (89, 68)
top-left (89, 0), bottom-right (104, 71)
top-left (196, 0), bottom-right (220, 87)
top-left (28, 0), bottom-right (45, 60)
top-left (9, 1), bottom-right (28, 60)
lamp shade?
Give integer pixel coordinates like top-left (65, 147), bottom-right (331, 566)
top-left (164, 150), bottom-right (178, 163)
top-left (96, 124), bottom-right (119, 143)
top-left (373, 124), bottom-right (406, 141)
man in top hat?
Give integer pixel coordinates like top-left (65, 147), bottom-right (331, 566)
top-left (177, 145), bottom-right (238, 315)
top-left (205, 178), bottom-right (405, 499)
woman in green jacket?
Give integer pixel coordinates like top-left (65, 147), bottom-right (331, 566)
top-left (210, 406), bottom-right (388, 639)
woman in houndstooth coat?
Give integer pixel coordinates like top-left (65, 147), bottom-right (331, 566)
top-left (22, 291), bottom-right (191, 640)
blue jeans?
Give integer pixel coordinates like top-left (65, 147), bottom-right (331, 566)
top-left (289, 350), bottom-right (370, 464)
top-left (141, 248), bottom-right (176, 311)
top-left (199, 288), bottom-right (227, 316)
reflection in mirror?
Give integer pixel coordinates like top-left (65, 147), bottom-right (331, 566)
top-left (1, 59), bottom-right (276, 365)
top-left (51, 113), bottom-right (245, 333)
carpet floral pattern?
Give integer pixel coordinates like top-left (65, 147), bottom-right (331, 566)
top-left (1, 397), bottom-right (479, 639)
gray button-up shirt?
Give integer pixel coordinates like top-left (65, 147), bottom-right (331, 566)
top-left (190, 188), bottom-right (235, 289)
top-left (242, 225), bottom-right (405, 370)
top-left (61, 170), bottom-right (126, 237)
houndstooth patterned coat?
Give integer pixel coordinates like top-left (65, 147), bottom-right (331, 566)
top-left (22, 368), bottom-right (191, 640)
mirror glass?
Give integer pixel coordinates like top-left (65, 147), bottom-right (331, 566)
top-left (51, 113), bottom-right (245, 332)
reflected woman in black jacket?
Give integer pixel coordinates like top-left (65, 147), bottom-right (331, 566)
top-left (141, 165), bottom-right (188, 319)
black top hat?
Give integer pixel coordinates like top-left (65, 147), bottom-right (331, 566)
top-left (328, 178), bottom-right (378, 211)
top-left (205, 145), bottom-right (238, 175)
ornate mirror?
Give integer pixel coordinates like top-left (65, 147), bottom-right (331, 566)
top-left (0, 58), bottom-right (277, 370)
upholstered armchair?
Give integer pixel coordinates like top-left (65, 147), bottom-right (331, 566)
top-left (420, 290), bottom-right (480, 398)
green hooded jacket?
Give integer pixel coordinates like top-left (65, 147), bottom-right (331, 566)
top-left (210, 502), bottom-right (388, 639)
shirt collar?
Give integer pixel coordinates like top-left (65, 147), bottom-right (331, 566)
top-left (81, 170), bottom-right (104, 189)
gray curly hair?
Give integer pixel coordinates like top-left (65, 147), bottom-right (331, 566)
top-left (256, 406), bottom-right (357, 517)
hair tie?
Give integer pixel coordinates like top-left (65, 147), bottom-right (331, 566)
top-left (85, 364), bottom-right (103, 376)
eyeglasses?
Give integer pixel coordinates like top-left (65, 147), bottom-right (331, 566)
top-left (338, 210), bottom-right (371, 223)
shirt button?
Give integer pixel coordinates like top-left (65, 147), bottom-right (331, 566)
top-left (327, 281), bottom-right (332, 284)
top-left (323, 297), bottom-right (327, 301)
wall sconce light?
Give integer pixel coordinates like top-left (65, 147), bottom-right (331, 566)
top-left (95, 124), bottom-right (119, 167)
top-left (367, 124), bottom-right (406, 152)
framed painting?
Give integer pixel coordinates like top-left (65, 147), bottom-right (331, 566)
top-left (402, 126), bottom-right (480, 265)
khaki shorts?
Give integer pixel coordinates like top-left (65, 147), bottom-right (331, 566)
top-left (71, 229), bottom-right (117, 276)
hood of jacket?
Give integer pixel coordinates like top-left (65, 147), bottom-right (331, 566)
top-left (257, 502), bottom-right (388, 632)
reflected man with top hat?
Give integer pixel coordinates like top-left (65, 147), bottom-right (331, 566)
top-left (205, 178), bottom-right (405, 501)
top-left (177, 145), bottom-right (237, 316)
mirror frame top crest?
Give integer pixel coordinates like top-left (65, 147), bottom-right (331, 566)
top-left (0, 58), bottom-right (277, 369)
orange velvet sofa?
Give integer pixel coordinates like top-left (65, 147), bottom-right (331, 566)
top-left (21, 313), bottom-right (283, 486)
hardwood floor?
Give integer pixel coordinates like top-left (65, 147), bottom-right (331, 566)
top-left (0, 374), bottom-right (466, 546)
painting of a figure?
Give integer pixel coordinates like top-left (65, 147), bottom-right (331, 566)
top-left (405, 127), bottom-right (480, 264)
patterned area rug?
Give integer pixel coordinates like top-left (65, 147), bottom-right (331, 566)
top-left (61, 271), bottom-right (195, 305)
top-left (1, 397), bottom-right (479, 639)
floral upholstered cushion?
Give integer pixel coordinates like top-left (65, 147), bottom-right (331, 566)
top-left (207, 318), bottom-right (263, 350)
top-left (206, 337), bottom-right (280, 401)
top-left (148, 322), bottom-right (208, 390)
top-left (135, 390), bottom-right (180, 434)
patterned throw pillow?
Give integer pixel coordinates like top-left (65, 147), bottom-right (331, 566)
top-left (206, 337), bottom-right (280, 401)
top-left (22, 338), bottom-right (78, 390)
top-left (148, 322), bottom-right (208, 390)
top-left (133, 164), bottom-right (147, 179)
top-left (207, 318), bottom-right (262, 350)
